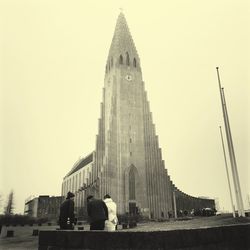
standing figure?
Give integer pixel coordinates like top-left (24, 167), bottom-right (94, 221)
top-left (59, 191), bottom-right (75, 230)
top-left (103, 194), bottom-right (118, 231)
top-left (87, 195), bottom-right (108, 230)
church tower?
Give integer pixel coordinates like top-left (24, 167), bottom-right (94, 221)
top-left (91, 13), bottom-right (173, 219)
top-left (62, 12), bottom-right (215, 219)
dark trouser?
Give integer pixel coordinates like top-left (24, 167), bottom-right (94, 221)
top-left (90, 220), bottom-right (105, 230)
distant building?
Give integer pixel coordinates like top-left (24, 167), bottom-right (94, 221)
top-left (62, 13), bottom-right (215, 219)
top-left (24, 195), bottom-right (64, 220)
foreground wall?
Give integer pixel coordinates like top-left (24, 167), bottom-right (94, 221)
top-left (39, 224), bottom-right (250, 250)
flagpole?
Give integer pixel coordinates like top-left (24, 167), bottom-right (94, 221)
top-left (216, 67), bottom-right (245, 217)
top-left (221, 88), bottom-right (245, 217)
top-left (216, 67), bottom-right (240, 214)
top-left (219, 126), bottom-right (236, 217)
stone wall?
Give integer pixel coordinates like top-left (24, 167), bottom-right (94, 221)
top-left (39, 224), bottom-right (250, 250)
top-left (171, 184), bottom-right (215, 216)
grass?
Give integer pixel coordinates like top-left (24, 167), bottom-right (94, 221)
top-left (0, 214), bottom-right (249, 249)
top-left (0, 225), bottom-right (56, 250)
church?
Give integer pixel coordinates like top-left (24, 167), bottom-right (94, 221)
top-left (61, 13), bottom-right (215, 219)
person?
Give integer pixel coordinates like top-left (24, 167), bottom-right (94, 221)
top-left (87, 195), bottom-right (108, 230)
top-left (59, 191), bottom-right (76, 230)
top-left (103, 194), bottom-right (118, 231)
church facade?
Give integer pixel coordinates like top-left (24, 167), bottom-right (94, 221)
top-left (62, 13), bottom-right (215, 219)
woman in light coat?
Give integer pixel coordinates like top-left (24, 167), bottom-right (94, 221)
top-left (103, 194), bottom-right (118, 231)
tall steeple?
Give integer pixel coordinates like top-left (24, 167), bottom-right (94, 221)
top-left (105, 12), bottom-right (141, 74)
top-left (98, 12), bottom-right (171, 218)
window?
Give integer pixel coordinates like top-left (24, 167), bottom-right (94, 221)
top-left (126, 52), bottom-right (130, 66)
top-left (133, 58), bottom-right (136, 67)
top-left (119, 55), bottom-right (123, 64)
top-left (129, 168), bottom-right (136, 200)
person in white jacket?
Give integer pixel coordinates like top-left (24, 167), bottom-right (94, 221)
top-left (103, 194), bottom-right (118, 231)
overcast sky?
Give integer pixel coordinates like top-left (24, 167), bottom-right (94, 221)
top-left (0, 0), bottom-right (249, 214)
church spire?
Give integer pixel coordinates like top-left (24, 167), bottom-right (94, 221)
top-left (106, 12), bottom-right (140, 72)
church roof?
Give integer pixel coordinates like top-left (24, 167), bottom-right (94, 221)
top-left (107, 12), bottom-right (140, 62)
top-left (64, 152), bottom-right (94, 178)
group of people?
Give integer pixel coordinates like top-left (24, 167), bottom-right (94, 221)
top-left (59, 191), bottom-right (118, 231)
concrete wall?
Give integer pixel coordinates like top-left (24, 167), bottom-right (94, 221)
top-left (174, 188), bottom-right (215, 214)
top-left (39, 224), bottom-right (250, 250)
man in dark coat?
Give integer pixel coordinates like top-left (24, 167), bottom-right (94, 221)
top-left (59, 191), bottom-right (75, 229)
top-left (87, 195), bottom-right (108, 230)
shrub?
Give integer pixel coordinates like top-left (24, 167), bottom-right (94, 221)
top-left (0, 214), bottom-right (48, 226)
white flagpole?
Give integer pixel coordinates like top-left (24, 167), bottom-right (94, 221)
top-left (219, 126), bottom-right (236, 217)
top-left (221, 88), bottom-right (245, 217)
top-left (216, 67), bottom-right (245, 217)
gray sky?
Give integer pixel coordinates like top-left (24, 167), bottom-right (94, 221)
top-left (0, 0), bottom-right (249, 214)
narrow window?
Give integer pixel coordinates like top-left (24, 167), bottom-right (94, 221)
top-left (126, 52), bottom-right (130, 66)
top-left (119, 55), bottom-right (123, 64)
top-left (133, 58), bottom-right (137, 67)
top-left (111, 57), bottom-right (113, 67)
top-left (129, 168), bottom-right (136, 200)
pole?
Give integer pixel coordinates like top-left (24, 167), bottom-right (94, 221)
top-left (221, 88), bottom-right (245, 217)
top-left (219, 126), bottom-right (236, 217)
top-left (216, 67), bottom-right (240, 214)
top-left (216, 67), bottom-right (245, 217)
top-left (173, 190), bottom-right (177, 219)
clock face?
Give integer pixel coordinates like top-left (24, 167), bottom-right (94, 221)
top-left (125, 74), bottom-right (132, 81)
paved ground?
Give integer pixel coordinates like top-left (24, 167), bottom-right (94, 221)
top-left (0, 214), bottom-right (249, 249)
top-left (130, 214), bottom-right (250, 231)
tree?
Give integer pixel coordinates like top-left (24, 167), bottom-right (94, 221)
top-left (4, 190), bottom-right (14, 215)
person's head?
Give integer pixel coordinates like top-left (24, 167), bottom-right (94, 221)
top-left (87, 195), bottom-right (94, 202)
top-left (66, 191), bottom-right (75, 200)
top-left (104, 194), bottom-right (111, 199)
